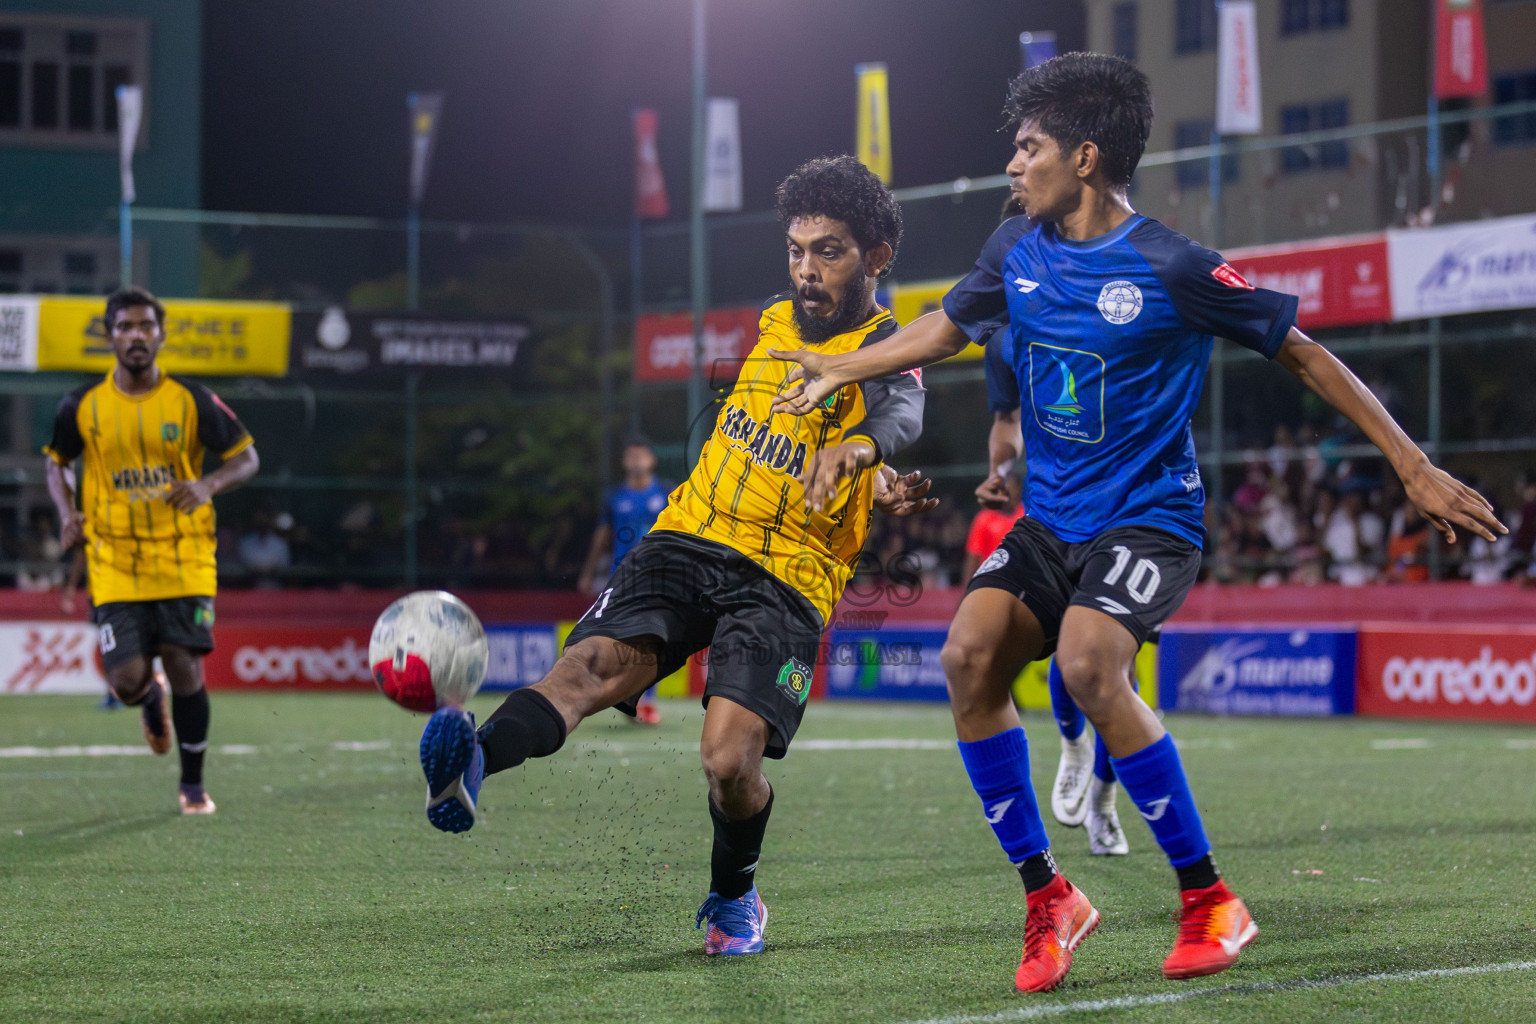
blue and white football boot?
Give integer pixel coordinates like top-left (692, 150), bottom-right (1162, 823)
top-left (420, 706), bottom-right (483, 833)
top-left (696, 887), bottom-right (768, 955)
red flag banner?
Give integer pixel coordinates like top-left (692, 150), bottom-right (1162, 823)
top-left (1434, 0), bottom-right (1487, 99)
top-left (633, 108), bottom-right (670, 220)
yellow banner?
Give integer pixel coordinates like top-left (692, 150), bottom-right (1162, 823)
top-left (1012, 643), bottom-right (1160, 711)
top-left (855, 62), bottom-right (892, 185)
top-left (37, 296), bottom-right (291, 376)
top-left (888, 278), bottom-right (981, 362)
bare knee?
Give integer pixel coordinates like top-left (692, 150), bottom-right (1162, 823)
top-left (107, 658), bottom-right (152, 703)
top-left (941, 634), bottom-right (1008, 715)
top-left (1053, 644), bottom-right (1129, 713)
top-left (158, 647), bottom-right (204, 697)
top-left (700, 736), bottom-right (758, 790)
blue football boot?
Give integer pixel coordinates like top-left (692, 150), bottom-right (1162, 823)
top-left (696, 887), bottom-right (768, 955)
top-left (420, 706), bottom-right (483, 833)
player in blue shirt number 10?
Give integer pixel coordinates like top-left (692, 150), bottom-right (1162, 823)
top-left (772, 53), bottom-right (1506, 993)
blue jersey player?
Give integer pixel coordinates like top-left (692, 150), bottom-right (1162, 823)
top-left (979, 301), bottom-right (1128, 859)
top-left (773, 54), bottom-right (1504, 992)
top-left (578, 437), bottom-right (672, 723)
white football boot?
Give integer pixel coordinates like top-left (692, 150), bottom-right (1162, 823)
top-left (1085, 776), bottom-right (1129, 856)
top-left (1050, 732), bottom-right (1094, 827)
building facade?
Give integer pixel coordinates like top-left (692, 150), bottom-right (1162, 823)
top-left (0, 0), bottom-right (199, 296)
top-left (1084, 0), bottom-right (1535, 249)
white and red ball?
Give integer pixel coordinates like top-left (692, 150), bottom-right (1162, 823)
top-left (369, 591), bottom-right (488, 712)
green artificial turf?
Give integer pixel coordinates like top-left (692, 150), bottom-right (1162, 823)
top-left (3, 694), bottom-right (1535, 1023)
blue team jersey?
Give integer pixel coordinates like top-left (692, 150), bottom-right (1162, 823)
top-left (943, 214), bottom-right (1298, 546)
top-left (605, 479), bottom-right (672, 571)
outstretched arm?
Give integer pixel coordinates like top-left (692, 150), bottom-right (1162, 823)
top-left (1275, 328), bottom-right (1504, 544)
top-left (771, 310), bottom-right (970, 415)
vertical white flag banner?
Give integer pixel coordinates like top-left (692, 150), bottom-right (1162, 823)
top-left (1215, 1), bottom-right (1262, 135)
top-left (116, 85), bottom-right (143, 204)
top-left (702, 97), bottom-right (742, 212)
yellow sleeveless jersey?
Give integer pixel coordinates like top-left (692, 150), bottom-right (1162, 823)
top-left (653, 297), bottom-right (924, 623)
top-left (44, 373), bottom-right (253, 604)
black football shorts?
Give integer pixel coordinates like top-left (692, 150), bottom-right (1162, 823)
top-left (966, 516), bottom-right (1200, 656)
top-left (563, 531), bottom-right (823, 759)
top-left (94, 596), bottom-right (216, 672)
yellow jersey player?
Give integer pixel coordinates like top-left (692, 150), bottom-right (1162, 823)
top-left (413, 156), bottom-right (934, 956)
top-left (45, 287), bottom-right (260, 815)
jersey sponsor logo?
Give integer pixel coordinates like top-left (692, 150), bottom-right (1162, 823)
top-left (976, 548), bottom-right (1010, 576)
top-left (1096, 280), bottom-right (1144, 325)
top-left (1028, 343), bottom-right (1106, 444)
top-left (1211, 263), bottom-right (1255, 291)
top-left (110, 464), bottom-right (178, 498)
top-left (1012, 276), bottom-right (1040, 294)
top-left (776, 656), bottom-right (812, 706)
top-left (719, 403), bottom-right (809, 477)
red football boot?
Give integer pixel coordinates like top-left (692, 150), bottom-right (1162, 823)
top-left (1014, 874), bottom-right (1100, 993)
top-left (1162, 879), bottom-right (1258, 979)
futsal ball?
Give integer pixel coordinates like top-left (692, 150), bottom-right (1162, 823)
top-left (368, 591), bottom-right (489, 712)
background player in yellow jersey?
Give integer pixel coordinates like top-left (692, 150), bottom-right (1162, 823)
top-left (414, 156), bottom-right (933, 955)
top-left (45, 288), bottom-right (260, 815)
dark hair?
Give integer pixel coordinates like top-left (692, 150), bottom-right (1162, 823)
top-left (774, 155), bottom-right (903, 280)
top-left (105, 287), bottom-right (166, 329)
top-left (622, 434), bottom-right (654, 452)
top-left (1003, 53), bottom-right (1153, 190)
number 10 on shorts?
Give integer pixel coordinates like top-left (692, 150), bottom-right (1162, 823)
top-left (1103, 545), bottom-right (1161, 604)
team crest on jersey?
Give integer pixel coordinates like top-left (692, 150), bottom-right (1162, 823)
top-left (776, 657), bottom-right (812, 706)
top-left (161, 423), bottom-right (180, 442)
top-left (1211, 263), bottom-right (1254, 290)
top-left (1097, 280), bottom-right (1143, 325)
top-left (975, 548), bottom-right (1009, 576)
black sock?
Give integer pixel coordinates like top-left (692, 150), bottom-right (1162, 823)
top-left (171, 688), bottom-right (210, 787)
top-left (709, 788), bottom-right (773, 899)
top-left (1017, 850), bottom-right (1059, 894)
top-left (477, 687), bottom-right (568, 776)
top-left (1176, 854), bottom-right (1220, 891)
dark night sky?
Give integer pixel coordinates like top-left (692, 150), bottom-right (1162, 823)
top-left (202, 1), bottom-right (1084, 226)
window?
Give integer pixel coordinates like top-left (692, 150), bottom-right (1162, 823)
top-left (0, 237), bottom-right (121, 294)
top-left (1282, 0), bottom-right (1349, 35)
top-left (1113, 3), bottom-right (1138, 62)
top-left (1175, 119), bottom-right (1239, 188)
top-left (0, 15), bottom-right (147, 148)
top-left (1494, 70), bottom-right (1536, 145)
top-left (1175, 0), bottom-right (1217, 54)
top-left (1280, 99), bottom-right (1351, 172)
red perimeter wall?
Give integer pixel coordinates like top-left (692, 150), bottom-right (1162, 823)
top-left (0, 583), bottom-right (1531, 629)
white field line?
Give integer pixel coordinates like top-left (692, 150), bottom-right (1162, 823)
top-left (889, 959), bottom-right (1536, 1024)
top-left (1371, 738), bottom-right (1431, 749)
top-left (332, 740), bottom-right (390, 751)
top-left (571, 738), bottom-right (955, 755)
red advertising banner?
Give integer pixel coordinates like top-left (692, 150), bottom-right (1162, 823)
top-left (1227, 235), bottom-right (1391, 330)
top-left (205, 625), bottom-right (375, 691)
top-left (633, 306), bottom-right (760, 383)
top-left (1435, 0), bottom-right (1487, 99)
top-left (1357, 624), bottom-right (1536, 723)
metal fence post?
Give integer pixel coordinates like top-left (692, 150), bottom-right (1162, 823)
top-left (404, 370), bottom-right (419, 587)
top-left (1427, 317), bottom-right (1444, 579)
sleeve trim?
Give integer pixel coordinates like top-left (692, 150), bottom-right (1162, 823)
top-left (1260, 294), bottom-right (1300, 359)
top-left (41, 446), bottom-right (69, 466)
top-left (842, 431), bottom-right (882, 464)
top-left (219, 434), bottom-right (255, 461)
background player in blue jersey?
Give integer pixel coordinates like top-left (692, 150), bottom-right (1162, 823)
top-left (978, 300), bottom-right (1127, 859)
top-left (773, 53), bottom-right (1505, 992)
top-left (578, 437), bottom-right (672, 723)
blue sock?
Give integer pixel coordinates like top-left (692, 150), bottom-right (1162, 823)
top-left (1047, 660), bottom-right (1085, 741)
top-left (957, 727), bottom-right (1051, 863)
top-left (1092, 732), bottom-right (1115, 783)
top-left (1110, 734), bottom-right (1210, 868)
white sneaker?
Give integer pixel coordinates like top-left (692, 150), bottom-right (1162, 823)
top-left (1085, 777), bottom-right (1129, 856)
top-left (1050, 733), bottom-right (1094, 827)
